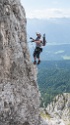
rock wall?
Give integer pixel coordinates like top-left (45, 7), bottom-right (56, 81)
top-left (46, 93), bottom-right (70, 124)
top-left (0, 0), bottom-right (40, 125)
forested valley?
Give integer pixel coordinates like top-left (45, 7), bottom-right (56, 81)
top-left (37, 60), bottom-right (70, 106)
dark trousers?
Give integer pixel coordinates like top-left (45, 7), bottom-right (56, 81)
top-left (33, 47), bottom-right (42, 58)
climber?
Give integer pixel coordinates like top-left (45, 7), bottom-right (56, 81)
top-left (30, 32), bottom-right (43, 65)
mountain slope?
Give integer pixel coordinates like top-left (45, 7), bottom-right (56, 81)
top-left (40, 93), bottom-right (70, 125)
top-left (46, 93), bottom-right (70, 125)
top-left (38, 60), bottom-right (70, 106)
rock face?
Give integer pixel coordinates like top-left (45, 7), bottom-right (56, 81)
top-left (40, 93), bottom-right (70, 125)
top-left (46, 93), bottom-right (70, 124)
top-left (0, 0), bottom-right (40, 125)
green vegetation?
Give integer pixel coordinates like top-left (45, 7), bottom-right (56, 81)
top-left (40, 111), bottom-right (51, 119)
top-left (37, 60), bottom-right (70, 107)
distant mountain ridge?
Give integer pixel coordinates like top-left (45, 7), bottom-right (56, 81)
top-left (41, 44), bottom-right (70, 60)
top-left (27, 17), bottom-right (70, 61)
top-left (29, 44), bottom-right (70, 61)
top-left (27, 18), bottom-right (70, 45)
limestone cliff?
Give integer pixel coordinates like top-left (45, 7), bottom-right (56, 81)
top-left (0, 0), bottom-right (40, 125)
top-left (40, 93), bottom-right (70, 125)
top-left (46, 93), bottom-right (70, 125)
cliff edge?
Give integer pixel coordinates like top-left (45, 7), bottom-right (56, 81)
top-left (0, 0), bottom-right (40, 125)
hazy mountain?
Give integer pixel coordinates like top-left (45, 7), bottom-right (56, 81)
top-left (29, 44), bottom-right (70, 61)
top-left (27, 18), bottom-right (70, 44)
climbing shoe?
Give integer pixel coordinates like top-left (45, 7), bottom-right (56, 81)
top-left (33, 61), bottom-right (36, 65)
top-left (37, 60), bottom-right (41, 65)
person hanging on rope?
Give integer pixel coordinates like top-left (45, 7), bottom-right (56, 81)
top-left (30, 32), bottom-right (43, 65)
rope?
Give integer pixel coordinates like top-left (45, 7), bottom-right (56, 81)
top-left (27, 33), bottom-right (35, 50)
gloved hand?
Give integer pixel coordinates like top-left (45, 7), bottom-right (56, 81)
top-left (31, 40), bottom-right (34, 42)
top-left (30, 37), bottom-right (33, 39)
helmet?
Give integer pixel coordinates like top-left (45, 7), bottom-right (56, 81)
top-left (36, 32), bottom-right (41, 37)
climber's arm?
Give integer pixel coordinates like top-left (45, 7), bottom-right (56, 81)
top-left (30, 37), bottom-right (35, 42)
top-left (35, 40), bottom-right (42, 44)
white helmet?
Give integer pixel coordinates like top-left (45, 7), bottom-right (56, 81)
top-left (36, 32), bottom-right (41, 37)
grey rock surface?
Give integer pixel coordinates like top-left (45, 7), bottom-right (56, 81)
top-left (0, 0), bottom-right (40, 125)
top-left (40, 93), bottom-right (70, 125)
top-left (46, 93), bottom-right (70, 124)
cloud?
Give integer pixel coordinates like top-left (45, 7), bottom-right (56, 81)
top-left (62, 55), bottom-right (70, 60)
top-left (55, 50), bottom-right (64, 54)
top-left (26, 8), bottom-right (70, 19)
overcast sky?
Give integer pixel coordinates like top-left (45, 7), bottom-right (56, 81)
top-left (21, 0), bottom-right (70, 19)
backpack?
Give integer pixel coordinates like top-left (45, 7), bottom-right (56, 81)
top-left (42, 34), bottom-right (46, 46)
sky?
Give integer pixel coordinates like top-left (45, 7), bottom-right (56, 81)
top-left (21, 0), bottom-right (70, 19)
